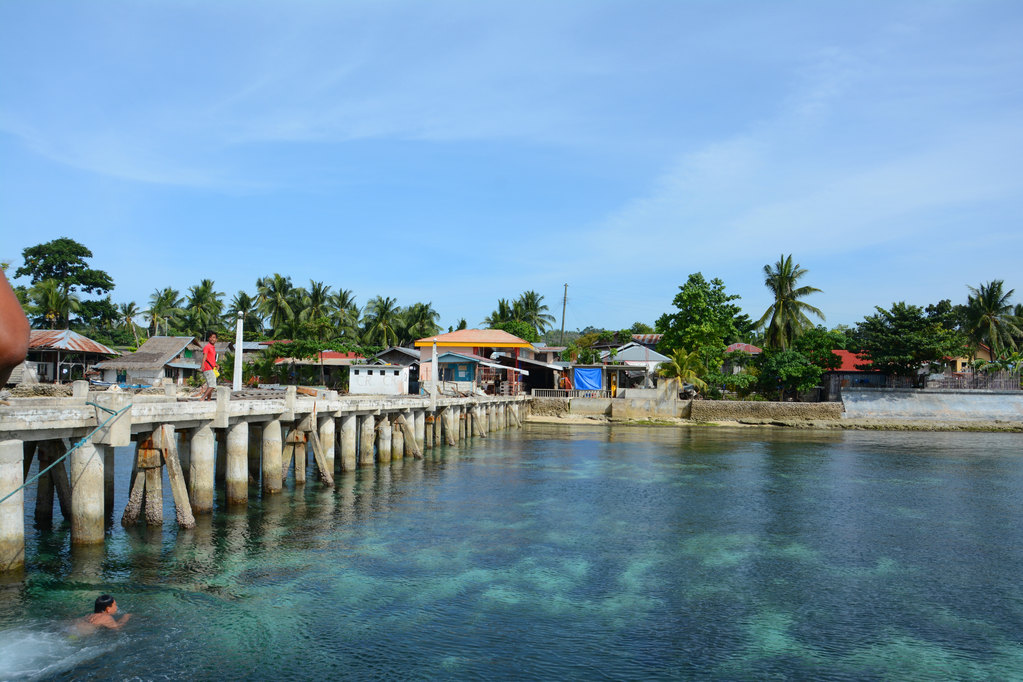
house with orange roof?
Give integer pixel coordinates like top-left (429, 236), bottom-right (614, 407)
top-left (415, 329), bottom-right (533, 395)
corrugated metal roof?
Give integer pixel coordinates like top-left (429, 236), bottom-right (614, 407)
top-left (414, 328), bottom-right (531, 348)
top-left (28, 329), bottom-right (119, 355)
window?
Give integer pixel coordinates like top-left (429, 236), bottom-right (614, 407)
top-left (353, 369), bottom-right (360, 375)
top-left (393, 370), bottom-right (399, 376)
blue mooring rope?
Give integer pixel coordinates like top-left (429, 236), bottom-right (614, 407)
top-left (0, 401), bottom-right (133, 506)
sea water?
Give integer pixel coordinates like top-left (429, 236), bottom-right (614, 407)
top-left (2, 424), bottom-right (1022, 680)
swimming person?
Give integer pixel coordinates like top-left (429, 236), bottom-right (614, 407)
top-left (73, 595), bottom-right (131, 635)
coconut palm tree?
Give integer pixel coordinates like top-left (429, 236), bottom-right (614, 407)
top-left (328, 289), bottom-right (361, 341)
top-left (118, 301), bottom-right (142, 346)
top-left (363, 296), bottom-right (401, 346)
top-left (146, 287), bottom-right (184, 336)
top-left (657, 347), bottom-right (708, 391)
top-left (756, 254), bottom-right (825, 349)
top-left (401, 301), bottom-right (441, 343)
top-left (31, 279), bottom-right (80, 329)
top-left (225, 291), bottom-right (263, 334)
top-left (185, 279), bottom-right (225, 336)
top-left (299, 280), bottom-right (333, 324)
top-left (257, 274), bottom-right (297, 337)
top-left (515, 290), bottom-right (556, 335)
top-left (482, 299), bottom-right (515, 327)
top-left (965, 280), bottom-right (1022, 359)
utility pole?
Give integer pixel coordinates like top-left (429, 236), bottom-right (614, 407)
top-left (559, 283), bottom-right (568, 346)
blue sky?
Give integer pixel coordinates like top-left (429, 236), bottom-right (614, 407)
top-left (2, 1), bottom-right (1022, 334)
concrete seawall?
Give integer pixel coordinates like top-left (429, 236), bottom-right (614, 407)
top-left (530, 397), bottom-right (843, 421)
top-left (841, 388), bottom-right (1023, 421)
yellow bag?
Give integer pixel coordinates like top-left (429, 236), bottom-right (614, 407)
top-left (213, 367), bottom-right (220, 379)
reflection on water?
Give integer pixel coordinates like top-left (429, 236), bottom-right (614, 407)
top-left (2, 424), bottom-right (1023, 679)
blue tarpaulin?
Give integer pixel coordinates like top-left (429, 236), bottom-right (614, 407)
top-left (573, 367), bottom-right (602, 390)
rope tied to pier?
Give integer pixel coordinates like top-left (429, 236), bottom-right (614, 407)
top-left (0, 401), bottom-right (133, 506)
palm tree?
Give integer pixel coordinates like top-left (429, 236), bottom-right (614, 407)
top-left (30, 279), bottom-right (80, 329)
top-left (482, 299), bottom-right (515, 327)
top-left (657, 347), bottom-right (708, 391)
top-left (328, 289), bottom-right (361, 341)
top-left (185, 279), bottom-right (225, 336)
top-left (756, 254), bottom-right (825, 349)
top-left (299, 280), bottom-right (333, 324)
top-left (965, 280), bottom-right (1022, 359)
top-left (119, 302), bottom-right (142, 346)
top-left (363, 296), bottom-right (401, 346)
top-left (226, 291), bottom-right (263, 334)
top-left (515, 290), bottom-right (556, 335)
top-left (401, 301), bottom-right (441, 343)
top-left (257, 274), bottom-right (297, 337)
top-left (146, 287), bottom-right (184, 336)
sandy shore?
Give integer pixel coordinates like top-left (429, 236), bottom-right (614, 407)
top-left (525, 414), bottom-right (1023, 432)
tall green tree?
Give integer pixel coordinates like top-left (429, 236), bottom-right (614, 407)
top-left (29, 279), bottom-right (80, 328)
top-left (328, 289), bottom-right (361, 341)
top-left (756, 254), bottom-right (825, 349)
top-left (15, 237), bottom-right (114, 294)
top-left (964, 280), bottom-right (1022, 359)
top-left (515, 290), bottom-right (556, 335)
top-left (852, 302), bottom-right (966, 379)
top-left (483, 299), bottom-right (515, 327)
top-left (226, 291), bottom-right (263, 334)
top-left (185, 279), bottom-right (224, 335)
top-left (655, 273), bottom-right (744, 371)
top-left (401, 302), bottom-right (441, 343)
top-left (363, 296), bottom-right (401, 346)
top-left (146, 287), bottom-right (184, 336)
top-left (257, 274), bottom-right (298, 337)
top-left (299, 280), bottom-right (333, 324)
top-left (118, 301), bottom-right (143, 347)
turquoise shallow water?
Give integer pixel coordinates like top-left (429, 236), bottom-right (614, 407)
top-left (2, 424), bottom-right (1023, 680)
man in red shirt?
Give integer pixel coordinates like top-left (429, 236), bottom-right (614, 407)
top-left (199, 331), bottom-right (218, 401)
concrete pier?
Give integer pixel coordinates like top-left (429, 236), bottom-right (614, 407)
top-left (226, 421), bottom-right (248, 506)
top-left (340, 414), bottom-right (357, 471)
top-left (70, 440), bottom-right (104, 545)
top-left (0, 390), bottom-right (528, 573)
top-left (190, 425), bottom-right (215, 513)
top-left (262, 420), bottom-right (282, 494)
top-left (359, 414), bottom-right (375, 466)
top-left (378, 418), bottom-right (392, 464)
top-left (318, 415), bottom-right (335, 474)
top-left (0, 439), bottom-right (24, 572)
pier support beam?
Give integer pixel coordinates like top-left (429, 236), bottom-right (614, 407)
top-left (190, 425), bottom-right (215, 514)
top-left (262, 420), bottom-right (282, 494)
top-left (0, 438), bottom-right (25, 572)
top-left (359, 414), bottom-right (375, 466)
top-left (318, 415), bottom-right (335, 474)
top-left (424, 414), bottom-right (434, 449)
top-left (391, 416), bottom-right (404, 461)
top-left (413, 410), bottom-right (424, 451)
top-left (70, 439), bottom-right (105, 545)
top-left (378, 417), bottom-right (392, 464)
top-left (459, 408), bottom-right (467, 441)
top-left (226, 421), bottom-right (249, 506)
top-left (340, 414), bottom-right (357, 471)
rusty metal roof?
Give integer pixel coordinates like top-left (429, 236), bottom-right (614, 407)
top-left (414, 329), bottom-right (531, 348)
top-left (631, 334), bottom-right (663, 345)
top-left (94, 336), bottom-right (199, 370)
top-left (28, 329), bottom-right (119, 355)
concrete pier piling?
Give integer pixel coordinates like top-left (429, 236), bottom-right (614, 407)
top-left (190, 425), bottom-right (215, 514)
top-left (226, 421), bottom-right (249, 506)
top-left (424, 414), bottom-right (434, 449)
top-left (70, 440), bottom-right (104, 545)
top-left (318, 415), bottom-right (335, 474)
top-left (413, 410), bottom-right (425, 451)
top-left (340, 413), bottom-right (357, 471)
top-left (0, 438), bottom-right (25, 572)
top-left (378, 417), bottom-right (392, 464)
top-left (359, 414), bottom-right (375, 466)
top-left (391, 416), bottom-right (404, 461)
top-left (262, 420), bottom-right (282, 494)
